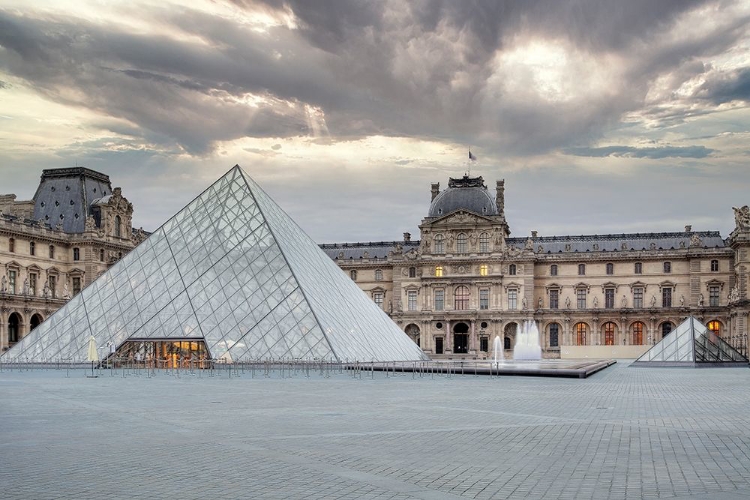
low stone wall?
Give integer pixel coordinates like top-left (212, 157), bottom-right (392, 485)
top-left (561, 345), bottom-right (650, 360)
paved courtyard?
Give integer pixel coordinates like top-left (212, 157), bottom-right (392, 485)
top-left (1, 361), bottom-right (750, 500)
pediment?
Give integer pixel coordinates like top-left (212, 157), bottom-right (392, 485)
top-left (428, 210), bottom-right (495, 227)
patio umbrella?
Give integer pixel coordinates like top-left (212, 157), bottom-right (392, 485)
top-left (87, 335), bottom-right (99, 377)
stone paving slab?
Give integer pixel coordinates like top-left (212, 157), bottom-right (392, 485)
top-left (0, 361), bottom-right (749, 499)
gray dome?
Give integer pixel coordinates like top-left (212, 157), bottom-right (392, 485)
top-left (428, 184), bottom-right (498, 217)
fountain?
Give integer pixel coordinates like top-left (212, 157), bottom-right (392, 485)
top-left (492, 335), bottom-right (503, 367)
top-left (513, 319), bottom-right (542, 360)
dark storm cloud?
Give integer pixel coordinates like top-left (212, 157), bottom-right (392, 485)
top-left (0, 0), bottom-right (745, 156)
top-left (698, 68), bottom-right (750, 104)
top-left (565, 145), bottom-right (715, 159)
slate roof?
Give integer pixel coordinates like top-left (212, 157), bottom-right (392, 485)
top-left (32, 168), bottom-right (113, 233)
top-left (320, 231), bottom-right (727, 260)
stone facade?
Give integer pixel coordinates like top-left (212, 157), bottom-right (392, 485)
top-left (322, 175), bottom-right (750, 359)
top-left (0, 168), bottom-right (145, 352)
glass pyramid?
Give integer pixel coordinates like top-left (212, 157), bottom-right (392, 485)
top-left (633, 316), bottom-right (748, 366)
top-left (1, 166), bottom-right (428, 363)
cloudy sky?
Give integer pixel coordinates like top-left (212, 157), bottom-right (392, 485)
top-left (1, 0), bottom-right (749, 243)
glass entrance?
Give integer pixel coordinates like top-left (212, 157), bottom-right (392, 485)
top-left (114, 339), bottom-right (209, 368)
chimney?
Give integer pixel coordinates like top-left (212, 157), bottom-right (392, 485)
top-left (531, 231), bottom-right (538, 238)
top-left (403, 232), bottom-right (411, 242)
top-left (685, 225), bottom-right (692, 232)
top-left (496, 180), bottom-right (505, 215)
top-left (431, 183), bottom-right (440, 201)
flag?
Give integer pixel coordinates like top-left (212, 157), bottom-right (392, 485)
top-left (469, 150), bottom-right (477, 161)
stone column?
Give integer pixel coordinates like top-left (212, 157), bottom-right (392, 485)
top-left (470, 320), bottom-right (476, 353)
top-left (446, 320), bottom-right (452, 353)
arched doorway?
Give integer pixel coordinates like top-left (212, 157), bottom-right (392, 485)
top-left (404, 324), bottom-right (420, 347)
top-left (661, 322), bottom-right (674, 338)
top-left (8, 312), bottom-right (21, 344)
top-left (30, 313), bottom-right (43, 331)
top-left (504, 322), bottom-right (517, 350)
top-left (453, 322), bottom-right (469, 354)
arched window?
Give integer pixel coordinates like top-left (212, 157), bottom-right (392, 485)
top-left (435, 266), bottom-right (443, 277)
top-left (73, 247), bottom-right (80, 261)
top-left (114, 215), bottom-right (122, 237)
top-left (29, 241), bottom-right (36, 256)
top-left (374, 269), bottom-right (383, 281)
top-left (350, 270), bottom-right (357, 281)
top-left (8, 312), bottom-right (21, 343)
top-left (408, 267), bottom-right (416, 278)
top-left (434, 234), bottom-right (444, 254)
top-left (578, 264), bottom-right (586, 276)
top-left (710, 260), bottom-right (719, 272)
top-left (508, 264), bottom-right (516, 275)
top-left (456, 233), bottom-right (467, 254)
top-left (8, 237), bottom-right (14, 253)
top-left (49, 245), bottom-right (55, 259)
top-left (632, 322), bottom-right (645, 345)
top-left (575, 323), bottom-right (587, 346)
top-left (603, 322), bottom-right (616, 346)
top-left (480, 264), bottom-right (488, 276)
top-left (549, 323), bottom-right (559, 347)
top-left (454, 286), bottom-right (470, 310)
top-left (661, 322), bottom-right (673, 338)
top-left (606, 263), bottom-right (613, 275)
top-left (479, 232), bottom-right (490, 253)
top-left (707, 320), bottom-right (721, 337)
top-left (550, 264), bottom-right (558, 276)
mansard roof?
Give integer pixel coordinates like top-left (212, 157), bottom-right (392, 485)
top-left (507, 231), bottom-right (727, 254)
top-left (320, 241), bottom-right (420, 260)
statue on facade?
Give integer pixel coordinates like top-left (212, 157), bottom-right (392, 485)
top-left (538, 297), bottom-right (543, 309)
top-left (689, 233), bottom-right (702, 247)
top-left (699, 293), bottom-right (705, 307)
top-left (524, 237), bottom-right (534, 251)
top-left (469, 231), bottom-right (478, 246)
top-left (733, 206), bottom-right (750, 230)
top-left (592, 296), bottom-right (599, 308)
top-left (42, 280), bottom-right (50, 299)
top-left (565, 296), bottom-right (571, 309)
top-left (650, 295), bottom-right (657, 307)
top-left (392, 243), bottom-right (403, 255)
top-left (63, 281), bottom-right (71, 300)
top-left (447, 234), bottom-right (455, 251)
top-left (680, 294), bottom-right (685, 307)
top-left (22, 278), bottom-right (29, 296)
top-left (85, 216), bottom-right (97, 232)
top-left (521, 296), bottom-right (528, 310)
top-left (729, 286), bottom-right (740, 304)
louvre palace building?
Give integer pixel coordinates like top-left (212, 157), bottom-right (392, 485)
top-left (321, 174), bottom-right (750, 360)
top-left (0, 168), bottom-right (146, 351)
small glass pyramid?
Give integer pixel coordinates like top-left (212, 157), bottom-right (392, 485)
top-left (2, 166), bottom-right (428, 363)
top-left (633, 316), bottom-right (747, 366)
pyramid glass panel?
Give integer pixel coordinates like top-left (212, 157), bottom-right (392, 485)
top-left (2, 166), bottom-right (426, 363)
top-left (633, 316), bottom-right (747, 367)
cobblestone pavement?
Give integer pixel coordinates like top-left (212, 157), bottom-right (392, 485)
top-left (1, 361), bottom-right (750, 499)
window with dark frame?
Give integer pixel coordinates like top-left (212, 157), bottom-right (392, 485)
top-left (578, 264), bottom-right (585, 275)
top-left (29, 241), bottom-right (36, 256)
top-left (605, 288), bottom-right (615, 309)
top-left (710, 260), bottom-right (719, 272)
top-left (662, 287), bottom-right (672, 308)
top-left (549, 289), bottom-right (559, 309)
top-left (73, 247), bottom-right (80, 261)
top-left (479, 233), bottom-right (490, 253)
top-left (479, 289), bottom-right (489, 310)
top-left (663, 261), bottom-right (671, 273)
top-left (606, 263), bottom-right (613, 275)
top-left (434, 289), bottom-right (444, 311)
top-left (456, 233), bottom-right (467, 254)
top-left (634, 287), bottom-right (644, 308)
top-left (635, 262), bottom-right (642, 274)
top-left (454, 286), bottom-right (470, 310)
top-left (550, 264), bottom-right (558, 276)
top-left (577, 288), bottom-right (587, 309)
top-left (549, 323), bottom-right (559, 347)
top-left (709, 286), bottom-right (720, 307)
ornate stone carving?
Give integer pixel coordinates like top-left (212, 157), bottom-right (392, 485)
top-left (733, 206), bottom-right (750, 230)
top-left (0, 275), bottom-right (6, 293)
top-left (22, 278), bottom-right (29, 296)
top-left (592, 296), bottom-right (598, 308)
top-left (621, 295), bottom-right (627, 308)
top-left (42, 280), bottom-right (50, 299)
top-left (62, 281), bottom-right (71, 300)
top-left (85, 216), bottom-right (97, 232)
top-left (538, 297), bottom-right (543, 309)
top-left (521, 296), bottom-right (528, 310)
top-left (729, 286), bottom-right (740, 304)
top-left (650, 295), bottom-right (656, 308)
top-left (363, 251), bottom-right (369, 259)
top-left (565, 296), bottom-right (571, 309)
top-left (680, 294), bottom-right (685, 307)
top-left (524, 237), bottom-right (534, 251)
top-left (689, 233), bottom-right (702, 247)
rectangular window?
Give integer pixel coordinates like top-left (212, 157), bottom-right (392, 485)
top-left (49, 275), bottom-right (57, 299)
top-left (373, 292), bottom-right (384, 310)
top-left (480, 264), bottom-right (488, 276)
top-left (29, 273), bottom-right (37, 296)
top-left (435, 266), bottom-right (443, 277)
top-left (549, 289), bottom-right (559, 309)
top-left (605, 288), bottom-right (615, 309)
top-left (549, 323), bottom-right (559, 347)
top-left (29, 241), bottom-right (35, 256)
top-left (49, 245), bottom-right (55, 259)
top-left (407, 290), bottom-right (417, 311)
top-left (479, 234), bottom-right (489, 253)
top-left (434, 289), bottom-right (444, 311)
top-left (634, 262), bottom-right (642, 274)
top-left (662, 287), bottom-right (672, 308)
top-left (8, 270), bottom-right (16, 294)
top-left (409, 267), bottom-right (416, 278)
top-left (634, 287), bottom-right (644, 308)
top-left (578, 264), bottom-right (585, 275)
top-left (434, 237), bottom-right (444, 254)
top-left (663, 262), bottom-right (671, 273)
top-left (72, 277), bottom-right (81, 296)
top-left (100, 249), bottom-right (105, 262)
top-left (550, 265), bottom-right (557, 276)
top-left (710, 260), bottom-right (719, 272)
top-left (479, 289), bottom-right (489, 310)
top-left (577, 289), bottom-right (587, 309)
top-left (480, 337), bottom-right (488, 352)
top-left (606, 263), bottom-right (613, 275)
top-left (709, 286), bottom-right (720, 307)
top-left (73, 247), bottom-right (80, 261)
top-left (508, 289), bottom-right (517, 310)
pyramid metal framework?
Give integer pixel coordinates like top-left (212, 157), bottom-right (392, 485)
top-left (632, 316), bottom-right (748, 367)
top-left (2, 166), bottom-right (428, 363)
